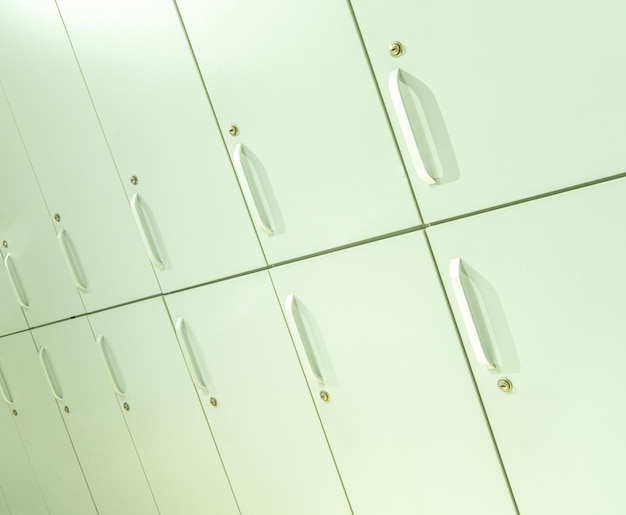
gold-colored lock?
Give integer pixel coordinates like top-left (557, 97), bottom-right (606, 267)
top-left (210, 397), bottom-right (218, 407)
top-left (320, 391), bottom-right (330, 402)
top-left (228, 124), bottom-right (239, 136)
top-left (497, 378), bottom-right (513, 393)
top-left (388, 40), bottom-right (403, 57)
top-left (130, 175), bottom-right (138, 185)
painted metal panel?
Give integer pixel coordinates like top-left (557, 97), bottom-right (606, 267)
top-left (270, 233), bottom-right (516, 514)
top-left (428, 177), bottom-right (626, 514)
top-left (54, 0), bottom-right (265, 292)
top-left (165, 272), bottom-right (352, 515)
top-left (351, 0), bottom-right (626, 221)
top-left (176, 0), bottom-right (421, 263)
top-left (0, 332), bottom-right (96, 515)
top-left (31, 318), bottom-right (159, 515)
top-left (0, 0), bottom-right (160, 311)
top-left (88, 297), bottom-right (239, 515)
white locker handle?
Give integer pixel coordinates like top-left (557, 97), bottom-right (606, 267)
top-left (0, 365), bottom-right (14, 405)
top-left (174, 318), bottom-right (209, 394)
top-left (232, 143), bottom-right (274, 236)
top-left (97, 335), bottom-right (126, 397)
top-left (388, 68), bottom-right (438, 186)
top-left (3, 253), bottom-right (29, 308)
top-left (39, 347), bottom-right (64, 401)
top-left (130, 193), bottom-right (166, 270)
top-left (285, 294), bottom-right (324, 384)
top-left (449, 258), bottom-right (495, 370)
top-left (57, 228), bottom-right (89, 292)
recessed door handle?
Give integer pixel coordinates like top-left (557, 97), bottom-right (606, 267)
top-left (97, 335), bottom-right (126, 397)
top-left (57, 228), bottom-right (88, 292)
top-left (285, 294), bottom-right (324, 384)
top-left (175, 317), bottom-right (209, 394)
top-left (130, 193), bottom-right (166, 270)
top-left (389, 68), bottom-right (439, 185)
top-left (39, 347), bottom-right (64, 401)
top-left (449, 258), bottom-right (495, 369)
top-left (3, 253), bottom-right (29, 308)
top-left (232, 143), bottom-right (274, 236)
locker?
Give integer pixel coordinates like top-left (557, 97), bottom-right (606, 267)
top-left (165, 272), bottom-right (352, 515)
top-left (427, 178), bottom-right (626, 514)
top-left (176, 0), bottom-right (421, 263)
top-left (350, 0), bottom-right (626, 221)
top-left (0, 332), bottom-right (96, 515)
top-left (270, 233), bottom-right (515, 514)
top-left (0, 397), bottom-right (48, 515)
top-left (88, 298), bottom-right (239, 515)
top-left (0, 85), bottom-right (85, 327)
top-left (0, 0), bottom-right (160, 312)
top-left (31, 318), bottom-right (159, 515)
top-left (54, 0), bottom-right (266, 292)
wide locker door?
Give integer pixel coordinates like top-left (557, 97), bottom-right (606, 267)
top-left (88, 298), bottom-right (239, 515)
top-left (270, 234), bottom-right (515, 514)
top-left (165, 272), bottom-right (351, 515)
top-left (350, 0), bottom-right (626, 221)
top-left (0, 332), bottom-right (96, 515)
top-left (0, 85), bottom-right (84, 327)
top-left (31, 318), bottom-right (159, 515)
top-left (0, 0), bottom-right (159, 311)
top-left (0, 400), bottom-right (48, 515)
top-left (53, 0), bottom-right (265, 292)
top-left (176, 0), bottom-right (421, 263)
top-left (427, 178), bottom-right (626, 514)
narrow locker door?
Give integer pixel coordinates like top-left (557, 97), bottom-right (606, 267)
top-left (31, 318), bottom-right (159, 515)
top-left (350, 0), bottom-right (626, 221)
top-left (0, 85), bottom-right (84, 327)
top-left (0, 400), bottom-right (48, 515)
top-left (0, 0), bottom-right (160, 311)
top-left (427, 177), bottom-right (626, 514)
top-left (165, 272), bottom-right (352, 515)
top-left (176, 0), bottom-right (421, 263)
top-left (270, 233), bottom-right (516, 515)
top-left (54, 0), bottom-right (265, 292)
top-left (0, 332), bottom-right (96, 515)
top-left (88, 298), bottom-right (239, 515)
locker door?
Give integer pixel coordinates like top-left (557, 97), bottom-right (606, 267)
top-left (0, 0), bottom-right (160, 311)
top-left (88, 298), bottom-right (239, 515)
top-left (165, 272), bottom-right (351, 515)
top-left (270, 234), bottom-right (516, 514)
top-left (31, 318), bottom-right (159, 515)
top-left (176, 0), bottom-right (421, 263)
top-left (54, 0), bottom-right (266, 292)
top-left (0, 85), bottom-right (84, 327)
top-left (427, 178), bottom-right (626, 514)
top-left (350, 0), bottom-right (626, 221)
top-left (0, 398), bottom-right (48, 515)
top-left (0, 332), bottom-right (96, 515)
